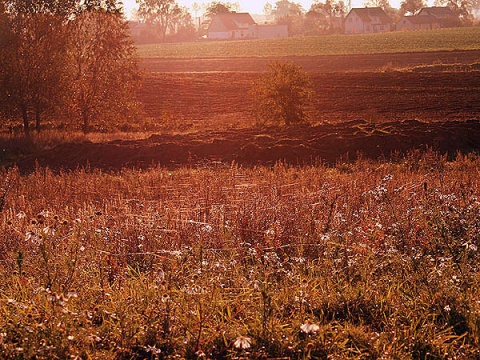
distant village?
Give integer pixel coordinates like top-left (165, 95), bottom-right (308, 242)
top-left (128, 0), bottom-right (475, 43)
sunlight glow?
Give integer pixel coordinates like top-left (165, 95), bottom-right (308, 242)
top-left (121, 0), bottom-right (427, 19)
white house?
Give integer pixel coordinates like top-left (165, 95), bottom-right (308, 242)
top-left (417, 7), bottom-right (461, 28)
top-left (344, 7), bottom-right (392, 34)
top-left (207, 12), bottom-right (289, 40)
top-left (396, 14), bottom-right (441, 31)
top-left (207, 13), bottom-right (256, 40)
top-left (249, 24), bottom-right (289, 39)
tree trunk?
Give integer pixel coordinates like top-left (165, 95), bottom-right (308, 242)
top-left (35, 106), bottom-right (41, 133)
top-left (21, 105), bottom-right (30, 136)
top-left (82, 110), bottom-right (90, 134)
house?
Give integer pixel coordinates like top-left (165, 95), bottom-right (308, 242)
top-left (344, 7), bottom-right (392, 34)
top-left (417, 7), bottom-right (461, 28)
top-left (396, 14), bottom-right (441, 31)
top-left (207, 12), bottom-right (256, 40)
top-left (207, 12), bottom-right (289, 40)
top-left (248, 24), bottom-right (289, 39)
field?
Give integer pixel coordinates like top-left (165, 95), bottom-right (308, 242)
top-left (137, 27), bottom-right (480, 58)
top-left (2, 28), bottom-right (480, 359)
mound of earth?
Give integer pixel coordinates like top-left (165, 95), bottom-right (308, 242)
top-left (16, 120), bottom-right (480, 172)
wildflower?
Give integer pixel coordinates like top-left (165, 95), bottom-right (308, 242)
top-left (195, 350), bottom-right (206, 357)
top-left (234, 335), bottom-right (252, 350)
top-left (146, 345), bottom-right (162, 355)
top-left (25, 231), bottom-right (39, 244)
top-left (67, 335), bottom-right (74, 341)
top-left (444, 305), bottom-right (451, 312)
top-left (301, 321), bottom-right (320, 334)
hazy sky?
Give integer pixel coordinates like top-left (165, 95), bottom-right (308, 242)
top-left (122, 0), bottom-right (414, 18)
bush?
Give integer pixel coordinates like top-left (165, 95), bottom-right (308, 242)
top-left (252, 61), bottom-right (313, 126)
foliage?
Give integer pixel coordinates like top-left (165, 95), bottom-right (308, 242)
top-left (400, 0), bottom-right (426, 15)
top-left (67, 9), bottom-right (140, 133)
top-left (435, 0), bottom-right (480, 22)
top-left (136, 0), bottom-right (183, 42)
top-left (137, 26), bottom-right (480, 58)
top-left (0, 0), bottom-right (141, 134)
top-left (0, 0), bottom-right (73, 134)
top-left (252, 61), bottom-right (313, 126)
top-left (204, 1), bottom-right (239, 19)
top-left (0, 152), bottom-right (480, 358)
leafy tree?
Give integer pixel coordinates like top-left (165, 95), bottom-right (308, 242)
top-left (67, 7), bottom-right (140, 133)
top-left (272, 0), bottom-right (304, 19)
top-left (364, 0), bottom-right (399, 22)
top-left (252, 62), bottom-right (313, 126)
top-left (169, 6), bottom-right (195, 41)
top-left (136, 0), bottom-right (182, 42)
top-left (400, 0), bottom-right (426, 15)
top-left (0, 0), bottom-right (74, 134)
top-left (204, 1), bottom-right (239, 19)
top-left (307, 0), bottom-right (347, 34)
top-left (435, 0), bottom-right (479, 21)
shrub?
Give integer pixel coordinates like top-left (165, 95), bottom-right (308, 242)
top-left (252, 61), bottom-right (313, 126)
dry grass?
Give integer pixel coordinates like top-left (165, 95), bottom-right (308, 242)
top-left (0, 151), bottom-right (479, 358)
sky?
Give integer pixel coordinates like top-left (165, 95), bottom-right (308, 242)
top-left (122, 0), bottom-right (417, 19)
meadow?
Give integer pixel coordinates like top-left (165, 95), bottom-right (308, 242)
top-left (137, 27), bottom-right (480, 59)
top-left (1, 26), bottom-right (480, 360)
top-left (1, 151), bottom-right (480, 359)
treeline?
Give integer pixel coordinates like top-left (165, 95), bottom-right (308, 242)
top-left (0, 0), bottom-right (140, 134)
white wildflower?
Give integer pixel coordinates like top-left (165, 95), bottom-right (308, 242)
top-left (301, 321), bottom-right (320, 334)
top-left (234, 335), bottom-right (252, 350)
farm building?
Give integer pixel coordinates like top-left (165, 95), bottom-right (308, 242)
top-left (417, 7), bottom-right (461, 28)
top-left (396, 14), bottom-right (441, 31)
top-left (344, 7), bottom-right (392, 34)
top-left (207, 13), bottom-right (256, 40)
top-left (248, 24), bottom-right (289, 39)
top-left (207, 12), bottom-right (289, 40)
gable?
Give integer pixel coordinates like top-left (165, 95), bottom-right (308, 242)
top-left (347, 8), bottom-right (391, 24)
top-left (207, 13), bottom-right (256, 33)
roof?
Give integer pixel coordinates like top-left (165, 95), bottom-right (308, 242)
top-left (419, 7), bottom-right (456, 17)
top-left (208, 13), bottom-right (256, 32)
top-left (400, 14), bottom-right (439, 24)
top-left (347, 7), bottom-right (391, 24)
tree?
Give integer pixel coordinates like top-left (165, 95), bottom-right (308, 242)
top-left (0, 0), bottom-right (74, 134)
top-left (364, 0), bottom-right (399, 22)
top-left (136, 0), bottom-right (182, 42)
top-left (251, 62), bottom-right (313, 126)
top-left (435, 0), bottom-right (479, 21)
top-left (307, 0), bottom-right (347, 34)
top-left (271, 0), bottom-right (304, 35)
top-left (400, 0), bottom-right (426, 15)
top-left (67, 7), bottom-right (140, 133)
top-left (204, 1), bottom-right (238, 19)
top-left (272, 0), bottom-right (304, 19)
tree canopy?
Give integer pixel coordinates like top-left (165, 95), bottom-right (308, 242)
top-left (0, 0), bottom-right (140, 134)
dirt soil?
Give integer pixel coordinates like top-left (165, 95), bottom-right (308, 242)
top-left (17, 119), bottom-right (480, 171)
top-left (139, 50), bottom-right (480, 128)
top-left (15, 50), bottom-right (480, 171)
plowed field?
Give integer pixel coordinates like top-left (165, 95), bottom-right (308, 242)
top-left (15, 50), bottom-right (480, 171)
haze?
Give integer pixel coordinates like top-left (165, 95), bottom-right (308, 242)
top-left (122, 0), bottom-right (426, 18)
